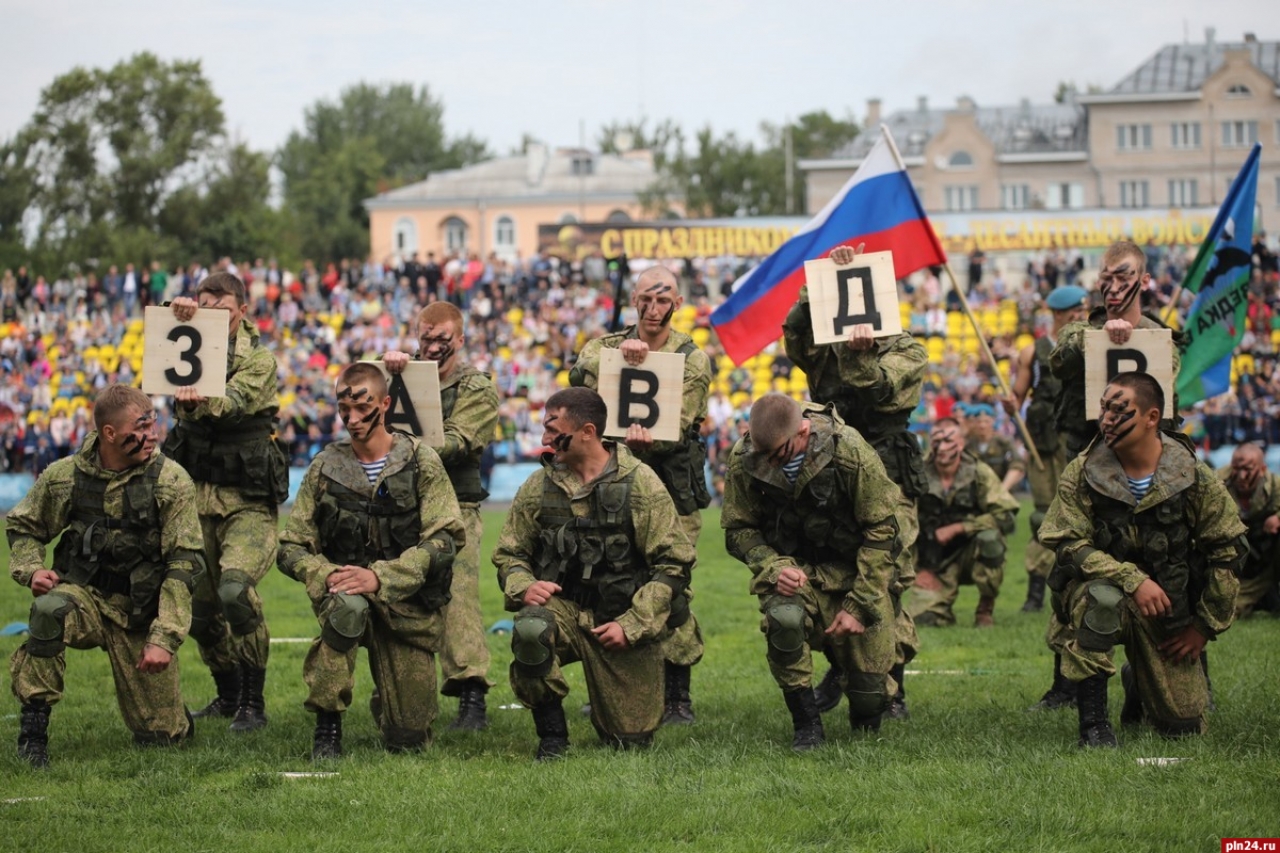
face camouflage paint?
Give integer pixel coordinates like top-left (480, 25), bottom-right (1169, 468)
top-left (418, 331), bottom-right (456, 365)
top-left (553, 432), bottom-right (572, 452)
top-left (1100, 389), bottom-right (1138, 446)
top-left (1099, 262), bottom-right (1142, 316)
top-left (337, 385), bottom-right (369, 402)
top-left (121, 411), bottom-right (156, 457)
top-left (930, 426), bottom-right (962, 464)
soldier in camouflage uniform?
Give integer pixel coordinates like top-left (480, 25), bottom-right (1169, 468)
top-left (722, 394), bottom-right (907, 749)
top-left (909, 417), bottom-right (1020, 628)
top-left (278, 363), bottom-right (465, 759)
top-left (493, 387), bottom-right (695, 760)
top-left (165, 272), bottom-right (288, 733)
top-left (8, 384), bottom-right (206, 767)
top-left (1039, 372), bottom-right (1245, 746)
top-left (1004, 285), bottom-right (1087, 613)
top-left (783, 243), bottom-right (925, 719)
top-left (1216, 443), bottom-right (1280, 618)
top-left (383, 301), bottom-right (498, 730)
top-left (569, 265), bottom-right (712, 725)
top-left (962, 404), bottom-right (1026, 493)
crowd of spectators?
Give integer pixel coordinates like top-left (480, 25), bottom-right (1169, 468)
top-left (1, 234), bottom-right (1277, 486)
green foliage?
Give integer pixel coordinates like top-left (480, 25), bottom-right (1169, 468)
top-left (0, 504), bottom-right (1275, 852)
top-left (277, 82), bottom-right (490, 262)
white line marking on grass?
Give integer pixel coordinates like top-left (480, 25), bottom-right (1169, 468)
top-left (279, 772), bottom-right (339, 778)
top-left (2, 797), bottom-right (47, 804)
top-left (269, 638), bottom-right (314, 644)
top-left (497, 704), bottom-right (525, 710)
top-left (1135, 757), bottom-right (1189, 767)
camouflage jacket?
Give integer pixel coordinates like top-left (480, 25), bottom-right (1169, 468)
top-left (279, 434), bottom-right (466, 609)
top-left (493, 445), bottom-right (695, 645)
top-left (1216, 464), bottom-right (1280, 566)
top-left (721, 407), bottom-right (907, 627)
top-left (1040, 434), bottom-right (1245, 637)
top-left (918, 454), bottom-right (1020, 539)
top-left (6, 433), bottom-right (204, 653)
top-left (968, 434), bottom-right (1027, 482)
top-left (438, 361), bottom-right (499, 502)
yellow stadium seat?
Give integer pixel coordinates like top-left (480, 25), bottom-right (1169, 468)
top-left (128, 319), bottom-right (144, 334)
top-left (731, 391), bottom-right (751, 409)
top-left (555, 370), bottom-right (570, 387)
top-left (692, 328), bottom-right (710, 347)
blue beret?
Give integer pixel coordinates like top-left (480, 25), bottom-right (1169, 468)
top-left (1046, 285), bottom-right (1087, 310)
top-left (965, 403), bottom-right (996, 418)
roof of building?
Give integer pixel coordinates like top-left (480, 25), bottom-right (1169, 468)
top-left (1106, 36), bottom-right (1280, 96)
top-left (366, 144), bottom-right (656, 207)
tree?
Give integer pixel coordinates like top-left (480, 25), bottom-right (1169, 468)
top-left (278, 82), bottom-right (490, 262)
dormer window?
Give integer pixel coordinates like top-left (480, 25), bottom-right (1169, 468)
top-left (948, 151), bottom-right (974, 168)
top-left (1226, 84), bottom-right (1252, 97)
top-left (571, 155), bottom-right (595, 176)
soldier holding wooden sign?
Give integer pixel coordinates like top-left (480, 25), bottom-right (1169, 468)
top-left (570, 265), bottom-right (713, 726)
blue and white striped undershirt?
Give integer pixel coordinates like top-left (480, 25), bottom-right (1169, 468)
top-left (781, 452), bottom-right (806, 484)
top-left (360, 455), bottom-right (389, 485)
top-left (1127, 473), bottom-right (1154, 502)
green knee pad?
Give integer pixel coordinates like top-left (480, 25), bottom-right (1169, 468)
top-left (512, 606), bottom-right (556, 677)
top-left (218, 575), bottom-right (262, 636)
top-left (1029, 510), bottom-right (1047, 540)
top-left (763, 597), bottom-right (806, 666)
top-left (845, 671), bottom-right (890, 718)
top-left (188, 598), bottom-right (221, 648)
top-left (977, 529), bottom-right (1006, 568)
top-left (28, 593), bottom-right (74, 657)
top-left (321, 594), bottom-right (369, 653)
top-left (1078, 581), bottom-right (1123, 652)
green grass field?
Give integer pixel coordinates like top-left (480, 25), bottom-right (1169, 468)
top-left (1, 505), bottom-right (1277, 853)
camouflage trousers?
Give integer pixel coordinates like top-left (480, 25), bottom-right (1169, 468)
top-left (9, 584), bottom-right (191, 742)
top-left (1235, 561), bottom-right (1278, 618)
top-left (438, 504), bottom-right (494, 695)
top-left (190, 505), bottom-right (275, 673)
top-left (894, 502), bottom-right (921, 665)
top-left (510, 597), bottom-right (664, 740)
top-left (908, 533), bottom-right (1006, 626)
top-left (663, 510), bottom-right (704, 668)
top-left (1061, 579), bottom-right (1210, 734)
top-left (304, 595), bottom-right (443, 747)
top-left (757, 586), bottom-right (896, 699)
top-left (1025, 445), bottom-right (1068, 579)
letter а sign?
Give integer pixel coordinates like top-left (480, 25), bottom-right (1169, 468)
top-left (597, 348), bottom-right (684, 442)
top-left (804, 250), bottom-right (902, 346)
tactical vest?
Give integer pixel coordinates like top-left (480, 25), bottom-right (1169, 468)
top-left (751, 439), bottom-right (867, 566)
top-left (52, 460), bottom-right (168, 630)
top-left (916, 465), bottom-right (985, 567)
top-left (533, 466), bottom-right (687, 627)
top-left (1026, 336), bottom-right (1062, 453)
top-left (440, 376), bottom-right (488, 503)
top-left (311, 451), bottom-right (452, 612)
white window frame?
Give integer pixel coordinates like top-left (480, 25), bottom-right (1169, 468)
top-left (1117, 124), bottom-right (1152, 151)
top-left (494, 215), bottom-right (516, 250)
top-left (1000, 184), bottom-right (1030, 210)
top-left (1171, 122), bottom-right (1201, 150)
top-left (1221, 120), bottom-right (1258, 148)
top-left (1168, 179), bottom-right (1198, 207)
top-left (444, 217), bottom-right (469, 254)
top-left (944, 185), bottom-right (978, 212)
top-left (393, 217), bottom-right (419, 254)
top-left (1119, 180), bottom-right (1149, 208)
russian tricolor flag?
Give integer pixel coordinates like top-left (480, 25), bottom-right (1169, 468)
top-left (711, 126), bottom-right (947, 365)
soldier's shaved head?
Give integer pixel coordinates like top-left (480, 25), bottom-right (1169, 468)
top-left (93, 384), bottom-right (153, 431)
top-left (749, 393), bottom-right (802, 455)
top-left (1101, 240), bottom-right (1147, 277)
top-left (635, 265), bottom-right (678, 294)
top-left (337, 362), bottom-right (388, 400)
top-left (1232, 442), bottom-right (1264, 463)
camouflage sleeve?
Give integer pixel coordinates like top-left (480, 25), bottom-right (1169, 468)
top-left (150, 462), bottom-right (206, 653)
top-left (649, 347), bottom-right (712, 455)
top-left (962, 464), bottom-right (1021, 535)
top-left (5, 459), bottom-right (73, 587)
top-left (369, 445), bottom-right (466, 605)
top-left (1003, 437), bottom-right (1028, 475)
top-left (613, 463), bottom-right (696, 644)
top-left (567, 337), bottom-right (604, 390)
top-left (834, 334), bottom-right (926, 414)
top-left (1039, 458), bottom-right (1151, 594)
top-left (1049, 319), bottom-right (1089, 381)
top-left (843, 440), bottom-right (901, 627)
top-left (492, 474), bottom-right (546, 610)
top-left (781, 293), bottom-right (814, 372)
top-left (1264, 473), bottom-right (1280, 519)
top-left (438, 373), bottom-right (499, 468)
top-left (277, 464), bottom-right (343, 601)
top-left (186, 341), bottom-right (278, 420)
top-left (721, 440), bottom-right (795, 587)
top-left (1189, 466), bottom-right (1246, 638)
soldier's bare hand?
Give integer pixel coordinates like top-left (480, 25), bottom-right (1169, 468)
top-left (522, 580), bottom-right (562, 607)
top-left (914, 570), bottom-right (942, 592)
top-left (328, 565), bottom-right (380, 596)
top-left (999, 394), bottom-right (1018, 417)
top-left (934, 523), bottom-right (966, 545)
top-left (1264, 515), bottom-right (1280, 535)
top-left (776, 567), bottom-right (808, 597)
top-left (171, 297), bottom-right (197, 322)
top-left (383, 351), bottom-right (411, 374)
top-left (1157, 624), bottom-right (1207, 664)
top-left (1133, 579), bottom-right (1172, 618)
top-left (174, 385), bottom-right (206, 408)
top-left (829, 244), bottom-right (864, 266)
top-left (30, 570), bottom-right (59, 596)
top-left (825, 610), bottom-right (865, 638)
top-left (624, 423), bottom-right (654, 453)
top-left (136, 644), bottom-right (173, 674)
top-left (845, 324), bottom-right (875, 352)
top-left (1103, 319), bottom-right (1134, 345)
top-left (591, 621), bottom-right (629, 651)
top-left (620, 339), bottom-right (649, 366)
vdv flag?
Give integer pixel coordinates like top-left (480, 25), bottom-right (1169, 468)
top-left (1176, 143), bottom-right (1261, 406)
top-left (710, 126), bottom-right (946, 365)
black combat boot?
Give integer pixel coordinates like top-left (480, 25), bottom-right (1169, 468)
top-left (885, 662), bottom-right (910, 720)
top-left (230, 667), bottom-right (268, 732)
top-left (783, 688), bottom-right (825, 751)
top-left (192, 667), bottom-right (240, 719)
top-left (812, 664), bottom-right (844, 714)
top-left (448, 681), bottom-right (490, 731)
top-left (1022, 576), bottom-right (1046, 613)
top-left (1119, 663), bottom-right (1143, 726)
top-left (17, 700), bottom-right (51, 769)
top-left (311, 711), bottom-right (343, 760)
top-left (1028, 654), bottom-right (1077, 711)
top-left (531, 699), bottom-right (569, 761)
top-left (1076, 673), bottom-right (1117, 748)
top-left (661, 663), bottom-right (695, 725)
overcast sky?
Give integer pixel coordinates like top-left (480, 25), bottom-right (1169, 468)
top-left (1, 0), bottom-right (1272, 158)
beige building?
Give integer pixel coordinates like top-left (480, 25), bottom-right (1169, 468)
top-left (364, 142), bottom-right (664, 263)
top-left (801, 30), bottom-right (1280, 234)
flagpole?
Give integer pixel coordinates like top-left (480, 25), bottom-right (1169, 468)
top-left (880, 125), bottom-right (1045, 471)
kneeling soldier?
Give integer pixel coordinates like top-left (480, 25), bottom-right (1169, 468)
top-left (8, 384), bottom-right (205, 767)
top-left (1217, 442), bottom-right (1280, 618)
